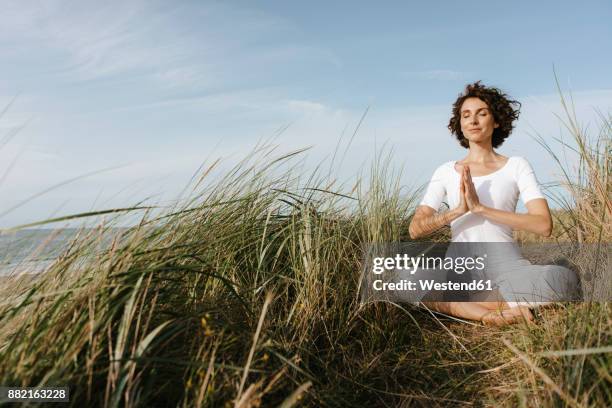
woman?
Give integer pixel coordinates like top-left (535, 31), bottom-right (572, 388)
top-left (408, 81), bottom-right (580, 326)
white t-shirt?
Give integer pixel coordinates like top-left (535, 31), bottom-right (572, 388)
top-left (419, 156), bottom-right (545, 242)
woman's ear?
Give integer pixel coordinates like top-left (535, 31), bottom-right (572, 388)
top-left (494, 122), bottom-right (499, 128)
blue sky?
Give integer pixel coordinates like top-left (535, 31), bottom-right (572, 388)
top-left (1, 0), bottom-right (611, 227)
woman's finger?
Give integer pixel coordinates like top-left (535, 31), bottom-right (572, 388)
top-left (465, 169), bottom-right (475, 192)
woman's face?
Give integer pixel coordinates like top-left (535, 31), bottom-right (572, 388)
top-left (459, 97), bottom-right (499, 145)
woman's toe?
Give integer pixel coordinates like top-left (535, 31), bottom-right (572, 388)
top-left (507, 306), bottom-right (535, 324)
top-left (481, 310), bottom-right (514, 326)
top-left (481, 307), bottom-right (534, 326)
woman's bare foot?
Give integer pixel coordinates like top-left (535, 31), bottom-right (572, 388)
top-left (480, 306), bottom-right (534, 326)
top-left (420, 301), bottom-right (535, 326)
top-left (514, 306), bottom-right (535, 323)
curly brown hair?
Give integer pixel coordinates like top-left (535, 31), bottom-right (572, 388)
top-left (448, 81), bottom-right (521, 149)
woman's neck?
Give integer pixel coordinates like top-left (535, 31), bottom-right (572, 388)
top-left (464, 142), bottom-right (499, 163)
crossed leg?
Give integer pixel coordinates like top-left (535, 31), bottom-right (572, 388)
top-left (420, 289), bottom-right (534, 326)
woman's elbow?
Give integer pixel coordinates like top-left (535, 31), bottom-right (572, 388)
top-left (540, 217), bottom-right (553, 237)
top-left (408, 222), bottom-right (421, 240)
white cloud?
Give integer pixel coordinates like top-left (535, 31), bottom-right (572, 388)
top-left (0, 0), bottom-right (340, 97)
top-left (0, 88), bottom-right (608, 228)
top-left (151, 67), bottom-right (215, 91)
top-left (286, 100), bottom-right (327, 113)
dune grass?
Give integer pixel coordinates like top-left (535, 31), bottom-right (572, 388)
top-left (0, 89), bottom-right (610, 407)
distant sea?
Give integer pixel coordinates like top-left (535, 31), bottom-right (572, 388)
top-left (0, 228), bottom-right (126, 277)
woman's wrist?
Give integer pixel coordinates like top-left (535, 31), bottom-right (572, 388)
top-left (471, 204), bottom-right (487, 214)
top-left (449, 207), bottom-right (466, 221)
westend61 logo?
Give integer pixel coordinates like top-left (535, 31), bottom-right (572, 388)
top-left (369, 252), bottom-right (493, 294)
top-left (372, 253), bottom-right (493, 291)
top-left (372, 253), bottom-right (487, 275)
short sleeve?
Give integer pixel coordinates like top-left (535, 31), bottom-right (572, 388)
top-left (419, 164), bottom-right (447, 210)
top-left (515, 157), bottom-right (545, 204)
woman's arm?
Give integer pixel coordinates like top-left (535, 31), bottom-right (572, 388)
top-left (409, 169), bottom-right (469, 239)
top-left (471, 199), bottom-right (553, 237)
top-left (463, 165), bottom-right (552, 237)
top-left (409, 205), bottom-right (465, 239)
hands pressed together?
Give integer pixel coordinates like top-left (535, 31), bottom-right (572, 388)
top-left (411, 160), bottom-right (551, 241)
top-left (457, 165), bottom-right (484, 215)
